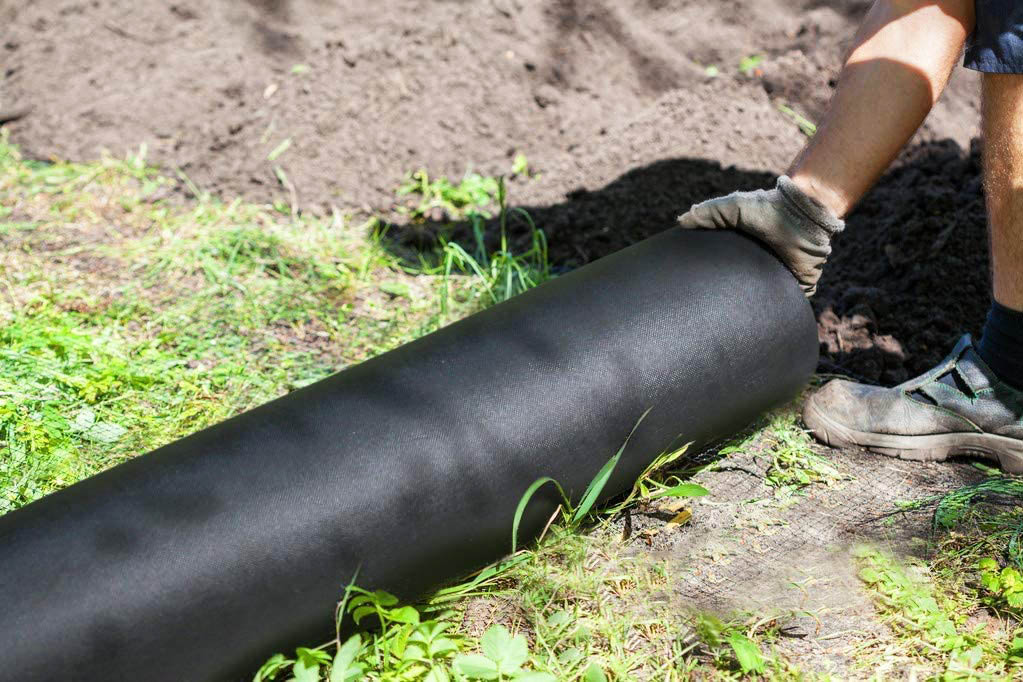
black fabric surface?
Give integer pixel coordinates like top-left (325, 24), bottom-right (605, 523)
top-left (0, 228), bottom-right (818, 682)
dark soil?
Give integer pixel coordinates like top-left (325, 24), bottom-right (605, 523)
top-left (816, 141), bottom-right (990, 384)
top-left (1, 0), bottom-right (987, 378)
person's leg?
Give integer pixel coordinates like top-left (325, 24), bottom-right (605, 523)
top-left (976, 73), bottom-right (1023, 388)
top-left (801, 1), bottom-right (1023, 472)
top-left (789, 0), bottom-right (975, 217)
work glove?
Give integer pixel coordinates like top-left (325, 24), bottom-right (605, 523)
top-left (677, 175), bottom-right (845, 297)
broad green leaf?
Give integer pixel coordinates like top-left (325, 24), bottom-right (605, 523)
top-left (253, 653), bottom-right (291, 682)
top-left (347, 595), bottom-right (374, 610)
top-left (424, 668), bottom-right (451, 682)
top-left (401, 642), bottom-right (428, 663)
top-left (351, 605), bottom-right (376, 625)
top-left (388, 605), bottom-right (421, 625)
top-left (373, 590), bottom-right (399, 607)
top-left (296, 648), bottom-right (330, 666)
top-left (647, 483), bottom-right (709, 499)
top-left (930, 618), bottom-right (956, 638)
top-left (512, 674), bottom-right (557, 682)
top-left (453, 654), bottom-right (499, 679)
top-left (404, 642), bottom-right (429, 661)
top-left (512, 154), bottom-right (529, 176)
top-left (329, 635), bottom-right (362, 682)
top-left (481, 625), bottom-right (528, 673)
top-left (545, 610), bottom-right (572, 629)
top-left (379, 281), bottom-right (410, 298)
top-left (290, 656), bottom-right (320, 682)
top-left (959, 646), bottom-right (983, 667)
top-left (858, 567), bottom-right (880, 584)
top-left (978, 558), bottom-right (1000, 572)
top-left (583, 663), bottom-right (607, 682)
top-left (727, 632), bottom-right (765, 675)
top-left (694, 613), bottom-right (725, 647)
top-left (431, 638), bottom-right (459, 656)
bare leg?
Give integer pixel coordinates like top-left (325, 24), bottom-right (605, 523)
top-left (789, 0), bottom-right (975, 217)
top-left (982, 73), bottom-right (1023, 312)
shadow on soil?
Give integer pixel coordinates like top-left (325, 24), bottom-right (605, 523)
top-left (385, 140), bottom-right (990, 384)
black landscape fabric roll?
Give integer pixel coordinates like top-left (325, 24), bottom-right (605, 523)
top-left (0, 228), bottom-right (818, 681)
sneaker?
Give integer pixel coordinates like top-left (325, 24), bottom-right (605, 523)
top-left (803, 335), bottom-right (1023, 473)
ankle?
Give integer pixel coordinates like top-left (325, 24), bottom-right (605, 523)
top-left (977, 301), bottom-right (1023, 390)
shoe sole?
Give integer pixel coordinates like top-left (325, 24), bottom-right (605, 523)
top-left (803, 399), bottom-right (1023, 474)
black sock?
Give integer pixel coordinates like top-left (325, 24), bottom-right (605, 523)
top-left (977, 301), bottom-right (1023, 391)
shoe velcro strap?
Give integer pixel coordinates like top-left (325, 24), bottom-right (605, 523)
top-left (956, 351), bottom-right (993, 395)
top-left (917, 381), bottom-right (958, 405)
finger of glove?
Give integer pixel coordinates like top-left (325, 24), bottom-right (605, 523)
top-left (788, 255), bottom-right (826, 298)
top-left (677, 195), bottom-right (743, 230)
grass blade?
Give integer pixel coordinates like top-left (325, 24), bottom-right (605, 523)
top-left (571, 408), bottom-right (652, 524)
top-left (647, 483), bottom-right (709, 500)
top-left (429, 554), bottom-right (531, 605)
top-left (512, 477), bottom-right (567, 553)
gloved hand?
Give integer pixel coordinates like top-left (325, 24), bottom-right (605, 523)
top-left (677, 175), bottom-right (845, 296)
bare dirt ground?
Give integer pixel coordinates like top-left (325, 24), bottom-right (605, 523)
top-left (2, 1), bottom-right (998, 676)
top-left (2, 0), bottom-right (987, 381)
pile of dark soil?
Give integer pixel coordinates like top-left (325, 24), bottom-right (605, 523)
top-left (2, 0), bottom-right (989, 382)
top-left (816, 140), bottom-right (990, 384)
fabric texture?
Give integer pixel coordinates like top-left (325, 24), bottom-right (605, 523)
top-left (965, 0), bottom-right (1023, 73)
top-left (677, 176), bottom-right (845, 296)
top-left (809, 335), bottom-right (1023, 438)
top-left (978, 301), bottom-right (1023, 390)
top-left (0, 229), bottom-right (817, 682)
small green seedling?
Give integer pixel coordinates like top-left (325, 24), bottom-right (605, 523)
top-left (397, 169), bottom-right (501, 220)
top-left (511, 154), bottom-right (530, 177)
top-left (777, 104), bottom-right (817, 137)
top-left (979, 558), bottom-right (1023, 611)
top-left (693, 613), bottom-right (766, 675)
top-left (739, 54), bottom-right (763, 76)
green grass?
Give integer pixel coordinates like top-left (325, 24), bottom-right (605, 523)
top-left (846, 477), bottom-right (1023, 680)
top-left (716, 411), bottom-right (847, 494)
top-left (0, 136), bottom-right (500, 513)
top-left (854, 546), bottom-right (1023, 679)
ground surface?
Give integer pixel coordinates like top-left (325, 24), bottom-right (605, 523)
top-left (3, 0), bottom-right (989, 380)
top-left (2, 1), bottom-right (1018, 680)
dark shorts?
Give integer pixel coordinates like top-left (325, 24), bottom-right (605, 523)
top-left (965, 0), bottom-right (1023, 73)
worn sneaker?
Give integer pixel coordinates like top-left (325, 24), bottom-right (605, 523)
top-left (803, 335), bottom-right (1023, 473)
